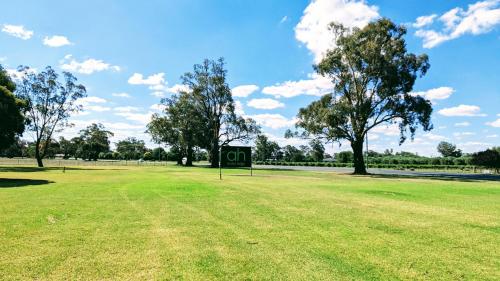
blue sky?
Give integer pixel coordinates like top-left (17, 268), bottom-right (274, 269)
top-left (1, 0), bottom-right (499, 156)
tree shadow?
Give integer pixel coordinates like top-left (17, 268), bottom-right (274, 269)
top-left (0, 178), bottom-right (53, 188)
top-left (368, 173), bottom-right (500, 182)
top-left (0, 167), bottom-right (126, 173)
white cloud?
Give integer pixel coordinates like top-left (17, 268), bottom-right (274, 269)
top-left (247, 114), bottom-right (297, 129)
top-left (167, 84), bottom-right (190, 94)
top-left (486, 134), bottom-right (498, 138)
top-left (438, 104), bottom-right (486, 117)
top-left (234, 100), bottom-right (245, 115)
top-left (413, 14), bottom-right (438, 28)
top-left (85, 105), bottom-right (111, 112)
top-left (411, 87), bottom-right (454, 101)
top-left (0, 57), bottom-right (6, 62)
top-left (43, 35), bottom-right (72, 47)
top-left (150, 104), bottom-right (166, 111)
top-left (75, 96), bottom-right (110, 112)
top-left (232, 85), bottom-right (259, 98)
top-left (1, 24), bottom-right (33, 40)
top-left (280, 16), bottom-right (289, 24)
top-left (262, 73), bottom-right (334, 98)
top-left (295, 0), bottom-right (379, 62)
top-left (112, 92), bottom-right (131, 98)
top-left (454, 121), bottom-right (470, 127)
top-left (453, 132), bottom-right (476, 138)
top-left (114, 106), bottom-right (140, 113)
top-left (458, 141), bottom-right (493, 153)
top-left (151, 91), bottom-right (166, 98)
top-left (486, 118), bottom-right (500, 127)
top-left (371, 124), bottom-right (400, 136)
top-left (423, 132), bottom-right (448, 141)
top-left (415, 0), bottom-right (500, 48)
top-left (77, 96), bottom-right (107, 105)
top-left (128, 72), bottom-right (165, 86)
top-left (247, 98), bottom-right (285, 110)
top-left (115, 111), bottom-right (154, 125)
top-left (60, 55), bottom-right (120, 74)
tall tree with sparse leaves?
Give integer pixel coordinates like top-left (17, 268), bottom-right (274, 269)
top-left (291, 19), bottom-right (433, 174)
top-left (15, 66), bottom-right (86, 167)
top-left (181, 58), bottom-right (260, 167)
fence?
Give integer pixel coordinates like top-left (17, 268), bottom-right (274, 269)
top-left (0, 158), bottom-right (172, 167)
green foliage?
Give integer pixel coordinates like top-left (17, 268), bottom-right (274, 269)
top-left (254, 134), bottom-right (281, 161)
top-left (293, 19), bottom-right (432, 174)
top-left (471, 149), bottom-right (500, 170)
top-left (0, 65), bottom-right (25, 150)
top-left (15, 65), bottom-right (86, 167)
top-left (308, 139), bottom-right (325, 162)
top-left (437, 141), bottom-right (462, 157)
top-left (116, 137), bottom-right (147, 160)
top-left (181, 58), bottom-right (260, 167)
top-left (78, 123), bottom-right (113, 161)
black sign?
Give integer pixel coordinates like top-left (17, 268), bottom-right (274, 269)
top-left (220, 146), bottom-right (252, 168)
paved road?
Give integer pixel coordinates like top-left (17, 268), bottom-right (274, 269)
top-left (254, 165), bottom-right (500, 181)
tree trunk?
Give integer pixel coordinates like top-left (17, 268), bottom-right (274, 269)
top-left (351, 139), bottom-right (367, 175)
top-left (186, 145), bottom-right (193, 166)
top-left (35, 142), bottom-right (44, 167)
top-left (209, 141), bottom-right (219, 168)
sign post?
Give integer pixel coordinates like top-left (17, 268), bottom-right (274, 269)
top-left (219, 146), bottom-right (252, 180)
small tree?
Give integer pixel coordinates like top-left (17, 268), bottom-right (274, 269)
top-left (181, 58), bottom-right (260, 167)
top-left (254, 134), bottom-right (281, 162)
top-left (437, 141), bottom-right (462, 157)
top-left (116, 137), bottom-right (147, 160)
top-left (471, 149), bottom-right (500, 173)
top-left (78, 123), bottom-right (113, 161)
top-left (291, 19), bottom-right (432, 174)
top-left (15, 66), bottom-right (86, 167)
top-left (309, 139), bottom-right (325, 162)
top-left (0, 65), bottom-right (25, 150)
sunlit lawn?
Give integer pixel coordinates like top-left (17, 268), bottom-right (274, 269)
top-left (0, 165), bottom-right (499, 280)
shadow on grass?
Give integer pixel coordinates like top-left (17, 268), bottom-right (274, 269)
top-left (0, 166), bottom-right (125, 173)
top-left (0, 178), bottom-right (53, 188)
top-left (368, 173), bottom-right (500, 182)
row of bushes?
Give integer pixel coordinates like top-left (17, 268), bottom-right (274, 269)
top-left (253, 161), bottom-right (481, 171)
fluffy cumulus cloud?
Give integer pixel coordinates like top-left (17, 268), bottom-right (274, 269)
top-left (128, 72), bottom-right (165, 86)
top-left (1, 24), bottom-right (33, 40)
top-left (411, 87), bottom-right (454, 101)
top-left (232, 85), bottom-right (259, 98)
top-left (454, 121), bottom-right (471, 127)
top-left (115, 111), bottom-right (155, 125)
top-left (413, 14), bottom-right (438, 28)
top-left (371, 123), bottom-right (400, 136)
top-left (60, 55), bottom-right (120, 74)
top-left (262, 73), bottom-right (334, 98)
top-left (415, 0), bottom-right (500, 48)
top-left (295, 0), bottom-right (379, 62)
top-left (234, 100), bottom-right (245, 115)
top-left (128, 72), bottom-right (189, 96)
top-left (43, 35), bottom-right (72, 47)
top-left (114, 106), bottom-right (140, 113)
top-left (438, 104), bottom-right (486, 117)
top-left (486, 118), bottom-right (500, 127)
top-left (76, 96), bottom-right (111, 112)
top-left (112, 92), bottom-right (131, 98)
top-left (247, 114), bottom-right (297, 129)
top-left (247, 98), bottom-right (285, 110)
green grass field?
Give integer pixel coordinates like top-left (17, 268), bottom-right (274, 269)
top-left (0, 166), bottom-right (499, 280)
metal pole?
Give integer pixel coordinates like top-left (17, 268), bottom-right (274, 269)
top-left (219, 147), bottom-right (222, 180)
top-left (250, 147), bottom-right (253, 176)
top-left (365, 132), bottom-right (369, 170)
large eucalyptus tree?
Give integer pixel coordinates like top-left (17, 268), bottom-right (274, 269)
top-left (293, 19), bottom-right (433, 174)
